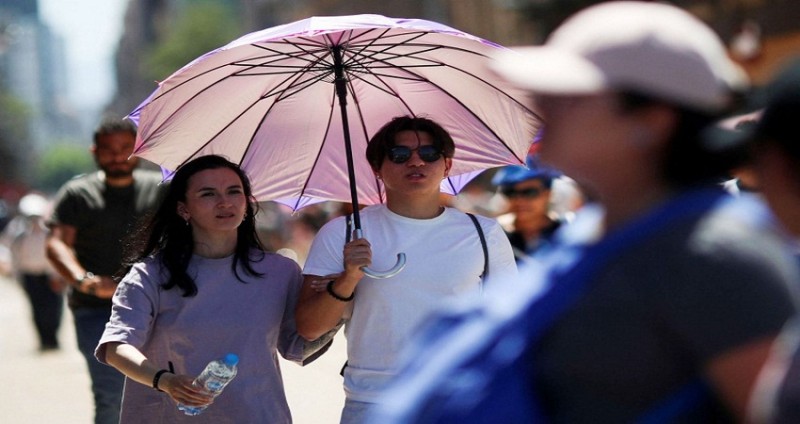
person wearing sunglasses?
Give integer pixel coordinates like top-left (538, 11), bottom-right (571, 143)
top-left (493, 155), bottom-right (566, 262)
top-left (296, 115), bottom-right (517, 424)
top-left (370, 2), bottom-right (798, 423)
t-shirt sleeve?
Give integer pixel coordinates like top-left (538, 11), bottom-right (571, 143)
top-left (277, 258), bottom-right (307, 364)
top-left (484, 219), bottom-right (518, 284)
top-left (48, 183), bottom-right (83, 228)
top-left (303, 216), bottom-right (347, 277)
top-left (94, 262), bottom-right (159, 364)
top-left (653, 230), bottom-right (797, 363)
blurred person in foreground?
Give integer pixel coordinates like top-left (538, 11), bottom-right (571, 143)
top-left (95, 155), bottom-right (331, 423)
top-left (493, 154), bottom-right (572, 262)
top-left (1, 193), bottom-right (63, 351)
top-left (296, 115), bottom-right (517, 424)
top-left (370, 2), bottom-right (798, 423)
top-left (723, 58), bottom-right (800, 424)
top-left (45, 118), bottom-right (164, 424)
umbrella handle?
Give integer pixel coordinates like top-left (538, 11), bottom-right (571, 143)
top-left (362, 253), bottom-right (407, 279)
top-left (354, 229), bottom-right (407, 279)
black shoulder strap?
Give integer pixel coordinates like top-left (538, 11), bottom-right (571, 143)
top-left (345, 213), bottom-right (352, 243)
top-left (341, 213), bottom-right (354, 377)
top-left (466, 212), bottom-right (488, 280)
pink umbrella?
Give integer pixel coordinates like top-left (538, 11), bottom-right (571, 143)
top-left (128, 14), bottom-right (541, 276)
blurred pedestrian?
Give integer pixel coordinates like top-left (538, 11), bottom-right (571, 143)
top-left (45, 117), bottom-right (164, 424)
top-left (732, 61), bottom-right (800, 243)
top-left (1, 193), bottom-right (63, 351)
top-left (718, 58), bottom-right (800, 424)
top-left (371, 2), bottom-right (798, 422)
top-left (95, 155), bottom-right (330, 423)
top-left (296, 115), bottom-right (517, 424)
top-left (493, 154), bottom-right (564, 262)
top-left (721, 118), bottom-right (761, 195)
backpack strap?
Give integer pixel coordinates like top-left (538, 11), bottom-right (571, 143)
top-left (345, 213), bottom-right (352, 243)
top-left (341, 213), bottom-right (353, 377)
top-left (466, 212), bottom-right (488, 281)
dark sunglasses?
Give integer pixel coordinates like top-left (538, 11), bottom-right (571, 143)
top-left (386, 145), bottom-right (443, 164)
top-left (501, 186), bottom-right (546, 198)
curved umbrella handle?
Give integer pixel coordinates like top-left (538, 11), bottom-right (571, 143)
top-left (354, 230), bottom-right (407, 279)
top-left (362, 253), bottom-right (407, 279)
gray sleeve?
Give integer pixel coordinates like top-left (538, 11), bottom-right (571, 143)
top-left (95, 263), bottom-right (159, 363)
top-left (651, 228), bottom-right (797, 362)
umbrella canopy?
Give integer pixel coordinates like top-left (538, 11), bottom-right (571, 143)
top-left (129, 14), bottom-right (541, 213)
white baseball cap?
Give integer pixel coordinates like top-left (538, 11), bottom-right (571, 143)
top-left (19, 193), bottom-right (49, 217)
top-left (491, 1), bottom-right (748, 112)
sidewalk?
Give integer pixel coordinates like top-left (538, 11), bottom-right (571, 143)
top-left (0, 276), bottom-right (346, 423)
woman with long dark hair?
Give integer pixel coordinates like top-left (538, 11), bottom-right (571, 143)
top-left (95, 155), bottom-right (319, 423)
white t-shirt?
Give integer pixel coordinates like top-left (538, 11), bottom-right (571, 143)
top-left (303, 204), bottom-right (517, 402)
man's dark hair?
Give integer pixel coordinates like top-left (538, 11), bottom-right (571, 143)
top-left (93, 117), bottom-right (137, 145)
top-left (366, 116), bottom-right (455, 171)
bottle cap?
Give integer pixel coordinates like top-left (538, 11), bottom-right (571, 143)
top-left (223, 353), bottom-right (239, 366)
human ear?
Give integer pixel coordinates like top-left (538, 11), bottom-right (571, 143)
top-left (176, 202), bottom-right (190, 220)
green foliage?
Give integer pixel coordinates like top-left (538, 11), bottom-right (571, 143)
top-left (143, 1), bottom-right (243, 82)
top-left (0, 91), bottom-right (31, 181)
top-left (36, 143), bottom-right (95, 192)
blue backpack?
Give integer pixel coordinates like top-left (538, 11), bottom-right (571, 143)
top-left (372, 189), bottom-right (734, 423)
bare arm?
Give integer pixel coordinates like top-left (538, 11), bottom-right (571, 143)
top-left (104, 342), bottom-right (213, 407)
top-left (45, 224), bottom-right (116, 298)
top-left (295, 236), bottom-right (371, 340)
top-left (706, 335), bottom-right (780, 422)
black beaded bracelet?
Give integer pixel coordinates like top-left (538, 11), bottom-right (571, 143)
top-left (326, 280), bottom-right (354, 302)
top-left (152, 369), bottom-right (171, 392)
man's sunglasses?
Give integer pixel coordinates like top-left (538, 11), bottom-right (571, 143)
top-left (501, 186), bottom-right (546, 198)
top-left (386, 145), bottom-right (443, 164)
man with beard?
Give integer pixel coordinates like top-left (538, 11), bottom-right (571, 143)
top-left (46, 118), bottom-right (164, 424)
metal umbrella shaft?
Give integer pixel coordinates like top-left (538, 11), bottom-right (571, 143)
top-left (332, 45), bottom-right (406, 279)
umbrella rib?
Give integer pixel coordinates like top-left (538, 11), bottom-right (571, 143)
top-left (346, 35), bottom-right (539, 121)
top-left (162, 53), bottom-right (333, 171)
top-left (147, 45), bottom-right (323, 101)
top-left (329, 29), bottom-right (397, 206)
top-left (338, 32), bottom-right (530, 162)
top-left (139, 26), bottom-right (539, 207)
top-left (352, 42), bottom-right (532, 111)
top-left (343, 76), bottom-right (387, 205)
top-left (146, 38), bottom-right (333, 111)
top-left (144, 43), bottom-right (339, 141)
top-left (288, 85), bottom-right (340, 211)
top-left (346, 41), bottom-right (540, 161)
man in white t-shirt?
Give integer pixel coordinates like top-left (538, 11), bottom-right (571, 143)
top-left (296, 116), bottom-right (517, 424)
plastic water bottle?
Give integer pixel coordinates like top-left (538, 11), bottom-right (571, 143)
top-left (177, 353), bottom-right (239, 416)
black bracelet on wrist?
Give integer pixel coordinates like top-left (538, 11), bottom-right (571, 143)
top-left (152, 369), bottom-right (171, 392)
top-left (326, 280), bottom-right (354, 302)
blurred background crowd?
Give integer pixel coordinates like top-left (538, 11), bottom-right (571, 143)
top-left (0, 0), bottom-right (798, 345)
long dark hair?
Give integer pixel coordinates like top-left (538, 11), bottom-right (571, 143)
top-left (125, 155), bottom-right (265, 297)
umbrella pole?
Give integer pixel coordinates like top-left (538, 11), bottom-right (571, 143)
top-left (332, 46), bottom-right (406, 279)
top-left (332, 46), bottom-right (363, 231)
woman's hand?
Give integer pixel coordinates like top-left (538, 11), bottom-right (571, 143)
top-left (158, 373), bottom-right (214, 407)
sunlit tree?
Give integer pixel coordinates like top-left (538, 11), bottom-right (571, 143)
top-left (143, 1), bottom-right (243, 82)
